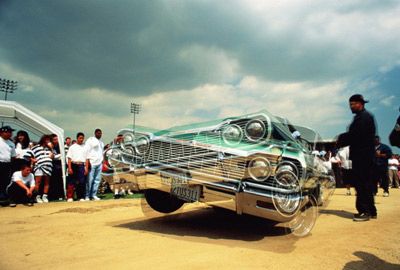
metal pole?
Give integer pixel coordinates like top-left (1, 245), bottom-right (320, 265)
top-left (130, 103), bottom-right (141, 135)
top-left (134, 104), bottom-right (136, 133)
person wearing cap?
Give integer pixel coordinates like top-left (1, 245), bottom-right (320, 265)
top-left (0, 126), bottom-right (17, 201)
top-left (337, 94), bottom-right (377, 222)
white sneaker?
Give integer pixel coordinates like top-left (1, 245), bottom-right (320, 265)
top-left (92, 196), bottom-right (101, 201)
top-left (79, 198), bottom-right (85, 202)
top-left (383, 192), bottom-right (389, 197)
top-left (84, 197), bottom-right (90, 201)
top-left (42, 194), bottom-right (49, 203)
top-left (67, 198), bottom-right (73, 202)
top-left (36, 195), bottom-right (43, 203)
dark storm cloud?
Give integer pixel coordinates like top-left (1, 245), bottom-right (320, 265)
top-left (0, 0), bottom-right (194, 94)
top-left (0, 1), bottom-right (250, 95)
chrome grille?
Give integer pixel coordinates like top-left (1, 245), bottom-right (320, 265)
top-left (144, 140), bottom-right (247, 181)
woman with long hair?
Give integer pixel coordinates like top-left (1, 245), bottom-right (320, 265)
top-left (13, 130), bottom-right (33, 172)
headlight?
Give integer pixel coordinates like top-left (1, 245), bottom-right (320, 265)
top-left (245, 120), bottom-right (266, 141)
top-left (135, 136), bottom-right (149, 155)
top-left (122, 132), bottom-right (135, 149)
top-left (106, 148), bottom-right (122, 166)
top-left (123, 145), bottom-right (135, 156)
top-left (121, 145), bottom-right (135, 163)
top-left (276, 161), bottom-right (299, 180)
top-left (222, 124), bottom-right (243, 145)
top-left (272, 169), bottom-right (301, 217)
top-left (248, 157), bottom-right (271, 182)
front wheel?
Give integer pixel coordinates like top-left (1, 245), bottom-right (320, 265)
top-left (144, 189), bottom-right (185, 213)
top-left (285, 195), bottom-right (318, 237)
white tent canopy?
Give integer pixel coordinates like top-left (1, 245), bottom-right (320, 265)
top-left (0, 100), bottom-right (66, 194)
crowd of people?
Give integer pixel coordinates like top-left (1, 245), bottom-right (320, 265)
top-left (0, 127), bottom-right (105, 207)
top-left (328, 141), bottom-right (400, 196)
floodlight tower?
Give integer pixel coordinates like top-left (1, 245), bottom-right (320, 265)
top-left (0, 78), bottom-right (18, 100)
top-left (130, 102), bottom-right (141, 134)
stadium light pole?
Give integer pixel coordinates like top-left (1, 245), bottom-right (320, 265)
top-left (130, 102), bottom-right (141, 134)
top-left (0, 78), bottom-right (18, 100)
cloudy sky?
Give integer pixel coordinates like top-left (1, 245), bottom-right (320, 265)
top-left (0, 0), bottom-right (399, 145)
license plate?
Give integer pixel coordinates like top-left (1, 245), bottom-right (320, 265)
top-left (171, 185), bottom-right (201, 202)
top-left (161, 173), bottom-right (188, 186)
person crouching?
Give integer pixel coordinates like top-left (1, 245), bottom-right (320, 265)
top-left (66, 132), bottom-right (89, 202)
top-left (7, 163), bottom-right (36, 207)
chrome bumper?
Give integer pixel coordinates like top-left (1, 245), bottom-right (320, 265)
top-left (131, 167), bottom-right (335, 223)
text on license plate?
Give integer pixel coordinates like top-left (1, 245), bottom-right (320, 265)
top-left (171, 185), bottom-right (201, 202)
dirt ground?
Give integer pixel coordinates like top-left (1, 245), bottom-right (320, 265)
top-left (0, 188), bottom-right (399, 270)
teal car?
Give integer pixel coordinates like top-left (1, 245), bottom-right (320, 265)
top-left (106, 110), bottom-right (335, 235)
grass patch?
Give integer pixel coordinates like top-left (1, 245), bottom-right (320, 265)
top-left (99, 192), bottom-right (144, 200)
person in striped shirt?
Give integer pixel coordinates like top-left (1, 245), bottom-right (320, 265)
top-left (25, 135), bottom-right (54, 203)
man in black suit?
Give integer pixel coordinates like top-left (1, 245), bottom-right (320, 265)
top-left (337, 94), bottom-right (377, 222)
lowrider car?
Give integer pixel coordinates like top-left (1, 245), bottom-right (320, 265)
top-left (105, 110), bottom-right (335, 236)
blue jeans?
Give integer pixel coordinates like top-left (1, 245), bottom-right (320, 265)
top-left (86, 164), bottom-right (102, 198)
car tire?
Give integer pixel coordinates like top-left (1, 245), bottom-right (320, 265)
top-left (286, 195), bottom-right (318, 237)
top-left (144, 189), bottom-right (185, 213)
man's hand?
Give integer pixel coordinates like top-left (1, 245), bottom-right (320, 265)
top-left (68, 167), bottom-right (73, 175)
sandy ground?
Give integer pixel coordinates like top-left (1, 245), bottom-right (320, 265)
top-left (0, 188), bottom-right (399, 270)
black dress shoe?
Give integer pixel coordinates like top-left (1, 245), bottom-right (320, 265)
top-left (353, 213), bottom-right (370, 222)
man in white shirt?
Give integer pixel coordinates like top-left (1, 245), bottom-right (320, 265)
top-left (388, 155), bottom-right (399, 188)
top-left (0, 126), bottom-right (16, 201)
top-left (85, 129), bottom-right (104, 201)
top-left (6, 163), bottom-right (35, 207)
top-left (66, 132), bottom-right (89, 202)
